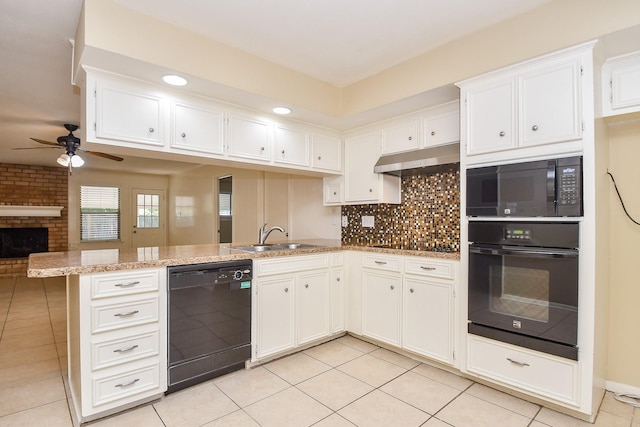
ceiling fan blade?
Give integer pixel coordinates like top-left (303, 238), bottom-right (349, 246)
top-left (12, 146), bottom-right (62, 150)
top-left (83, 150), bottom-right (124, 162)
top-left (30, 137), bottom-right (60, 146)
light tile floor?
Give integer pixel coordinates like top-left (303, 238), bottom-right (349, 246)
top-left (1, 276), bottom-right (638, 426)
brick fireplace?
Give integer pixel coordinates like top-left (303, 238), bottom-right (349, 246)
top-left (0, 163), bottom-right (68, 277)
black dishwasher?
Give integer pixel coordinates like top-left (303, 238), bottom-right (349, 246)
top-left (167, 259), bottom-right (252, 393)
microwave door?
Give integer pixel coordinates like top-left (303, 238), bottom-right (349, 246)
top-left (498, 161), bottom-right (556, 216)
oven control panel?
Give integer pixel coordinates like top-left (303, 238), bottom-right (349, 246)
top-left (505, 227), bottom-right (532, 241)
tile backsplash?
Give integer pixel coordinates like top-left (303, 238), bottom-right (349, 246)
top-left (341, 165), bottom-right (460, 252)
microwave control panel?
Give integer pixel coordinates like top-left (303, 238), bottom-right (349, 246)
top-left (557, 165), bottom-right (581, 206)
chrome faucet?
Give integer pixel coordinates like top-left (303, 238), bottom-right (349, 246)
top-left (258, 221), bottom-right (285, 245)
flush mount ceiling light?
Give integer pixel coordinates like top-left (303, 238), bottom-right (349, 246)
top-left (272, 106), bottom-right (292, 115)
top-left (162, 74), bottom-right (188, 86)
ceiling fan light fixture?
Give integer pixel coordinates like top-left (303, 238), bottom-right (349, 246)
top-left (57, 153), bottom-right (70, 167)
top-left (71, 154), bottom-right (84, 167)
top-left (162, 74), bottom-right (187, 86)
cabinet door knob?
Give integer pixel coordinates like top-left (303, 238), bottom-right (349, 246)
top-left (305, 283), bottom-right (309, 288)
top-left (260, 147), bottom-right (265, 151)
top-left (181, 132), bottom-right (186, 138)
top-left (284, 287), bottom-right (289, 292)
top-left (282, 150), bottom-right (285, 154)
top-left (149, 127), bottom-right (155, 133)
top-left (531, 125), bottom-right (539, 131)
top-left (369, 188), bottom-right (373, 192)
top-left (336, 277), bottom-right (341, 282)
top-left (333, 191), bottom-right (337, 195)
top-left (408, 136), bottom-right (413, 141)
top-left (431, 131), bottom-right (436, 136)
top-left (410, 288), bottom-right (414, 293)
top-left (390, 285), bottom-right (395, 290)
top-left (499, 131), bottom-right (505, 137)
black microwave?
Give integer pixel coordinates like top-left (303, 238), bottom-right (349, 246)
top-left (466, 156), bottom-right (582, 217)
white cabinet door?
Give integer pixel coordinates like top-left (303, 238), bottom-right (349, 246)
top-left (330, 268), bottom-right (345, 334)
top-left (424, 110), bottom-right (459, 147)
top-left (274, 124), bottom-right (309, 166)
top-left (95, 81), bottom-right (163, 146)
top-left (297, 270), bottom-right (330, 345)
top-left (323, 176), bottom-right (343, 205)
top-left (403, 276), bottom-right (452, 364)
top-left (345, 132), bottom-right (381, 202)
top-left (312, 133), bottom-right (342, 172)
top-left (602, 51), bottom-right (640, 117)
top-left (520, 58), bottom-right (582, 147)
top-left (465, 79), bottom-right (516, 156)
top-left (381, 119), bottom-right (420, 154)
top-left (256, 275), bottom-right (295, 359)
top-left (171, 101), bottom-right (224, 155)
top-left (362, 270), bottom-right (401, 346)
top-left (227, 114), bottom-right (272, 162)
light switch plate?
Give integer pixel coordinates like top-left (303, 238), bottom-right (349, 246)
top-left (341, 215), bottom-right (348, 227)
top-left (362, 215), bottom-right (375, 228)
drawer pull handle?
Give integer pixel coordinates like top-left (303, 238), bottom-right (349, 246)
top-left (374, 261), bottom-right (387, 265)
top-left (114, 281), bottom-right (140, 288)
top-left (507, 358), bottom-right (530, 367)
top-left (114, 310), bottom-right (139, 318)
top-left (420, 266), bottom-right (436, 271)
top-left (113, 344), bottom-right (139, 353)
top-left (115, 378), bottom-right (140, 388)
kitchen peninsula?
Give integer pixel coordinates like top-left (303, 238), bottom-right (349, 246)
top-left (27, 242), bottom-right (460, 423)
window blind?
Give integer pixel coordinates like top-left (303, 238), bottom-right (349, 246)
top-left (80, 186), bottom-right (120, 241)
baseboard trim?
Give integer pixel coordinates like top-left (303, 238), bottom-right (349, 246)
top-left (606, 380), bottom-right (640, 396)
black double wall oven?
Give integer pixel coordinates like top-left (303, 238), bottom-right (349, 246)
top-left (466, 156), bottom-right (582, 360)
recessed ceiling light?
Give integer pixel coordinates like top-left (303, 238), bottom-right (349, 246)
top-left (272, 106), bottom-right (292, 115)
top-left (163, 74), bottom-right (187, 86)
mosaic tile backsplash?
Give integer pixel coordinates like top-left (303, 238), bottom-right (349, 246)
top-left (341, 165), bottom-right (460, 252)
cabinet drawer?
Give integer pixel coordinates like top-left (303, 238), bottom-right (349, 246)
top-left (404, 258), bottom-right (454, 280)
top-left (92, 298), bottom-right (159, 334)
top-left (362, 254), bottom-right (400, 272)
top-left (91, 270), bottom-right (160, 299)
top-left (256, 254), bottom-right (329, 276)
top-left (92, 330), bottom-right (160, 371)
top-left (93, 363), bottom-right (161, 407)
top-left (467, 335), bottom-right (578, 405)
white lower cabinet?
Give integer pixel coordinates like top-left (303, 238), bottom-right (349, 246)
top-left (67, 268), bottom-right (167, 423)
top-left (360, 253), bottom-right (457, 364)
top-left (362, 269), bottom-right (402, 347)
top-left (467, 335), bottom-right (579, 405)
top-left (253, 253), bottom-right (341, 361)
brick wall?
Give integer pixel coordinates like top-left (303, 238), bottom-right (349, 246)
top-left (0, 163), bottom-right (68, 277)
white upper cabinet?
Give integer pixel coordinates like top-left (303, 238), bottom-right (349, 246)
top-left (381, 119), bottom-right (421, 154)
top-left (344, 132), bottom-right (400, 204)
top-left (602, 50), bottom-right (640, 117)
top-left (312, 133), bottom-right (342, 172)
top-left (171, 99), bottom-right (224, 155)
top-left (274, 124), bottom-right (310, 166)
top-left (227, 114), bottom-right (272, 162)
top-left (94, 78), bottom-right (164, 147)
top-left (459, 42), bottom-right (593, 162)
top-left (519, 58), bottom-right (582, 147)
top-left (465, 79), bottom-right (517, 155)
top-left (424, 109), bottom-right (460, 147)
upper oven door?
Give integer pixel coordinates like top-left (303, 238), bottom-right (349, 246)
top-left (496, 159), bottom-right (556, 217)
top-left (468, 244), bottom-right (578, 346)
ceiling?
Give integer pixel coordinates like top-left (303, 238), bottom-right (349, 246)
top-left (0, 0), bottom-right (601, 175)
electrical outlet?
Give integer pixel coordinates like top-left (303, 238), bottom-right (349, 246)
top-left (362, 215), bottom-right (375, 228)
top-left (341, 215), bottom-right (348, 227)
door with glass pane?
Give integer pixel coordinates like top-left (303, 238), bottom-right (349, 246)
top-left (131, 189), bottom-right (166, 248)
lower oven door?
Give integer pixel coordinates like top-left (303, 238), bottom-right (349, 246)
top-left (468, 244), bottom-right (578, 348)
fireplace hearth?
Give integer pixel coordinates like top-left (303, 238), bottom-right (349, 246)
top-left (0, 228), bottom-right (48, 259)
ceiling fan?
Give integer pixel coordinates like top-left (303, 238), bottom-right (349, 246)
top-left (14, 124), bottom-right (123, 172)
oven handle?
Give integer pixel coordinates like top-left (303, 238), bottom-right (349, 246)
top-left (469, 245), bottom-right (578, 258)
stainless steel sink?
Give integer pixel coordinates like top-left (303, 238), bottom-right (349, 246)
top-left (232, 243), bottom-right (319, 252)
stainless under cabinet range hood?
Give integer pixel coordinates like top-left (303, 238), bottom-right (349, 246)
top-left (373, 144), bottom-right (460, 176)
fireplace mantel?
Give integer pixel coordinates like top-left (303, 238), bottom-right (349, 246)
top-left (0, 206), bottom-right (64, 217)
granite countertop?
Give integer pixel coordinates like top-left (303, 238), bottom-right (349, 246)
top-left (27, 239), bottom-right (460, 278)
